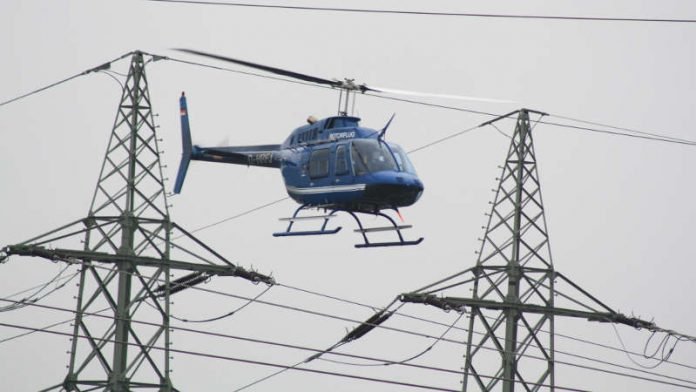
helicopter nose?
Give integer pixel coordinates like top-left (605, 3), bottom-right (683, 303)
top-left (363, 175), bottom-right (424, 207)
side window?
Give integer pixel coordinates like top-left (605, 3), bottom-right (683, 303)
top-left (309, 149), bottom-right (330, 178)
top-left (335, 145), bottom-right (348, 175)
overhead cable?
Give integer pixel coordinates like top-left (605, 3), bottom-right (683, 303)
top-left (85, 254), bottom-right (696, 377)
top-left (165, 285), bottom-right (272, 323)
top-left (2, 288), bottom-right (695, 390)
top-left (0, 320), bottom-right (464, 392)
top-left (0, 52), bottom-right (133, 108)
top-left (147, 1), bottom-right (696, 24)
top-left (549, 113), bottom-right (696, 144)
top-left (168, 55), bottom-right (695, 147)
top-left (0, 316), bottom-right (593, 392)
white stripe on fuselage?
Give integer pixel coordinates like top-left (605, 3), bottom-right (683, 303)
top-left (286, 184), bottom-right (366, 195)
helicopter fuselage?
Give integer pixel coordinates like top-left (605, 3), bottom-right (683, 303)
top-left (175, 94), bottom-right (423, 215)
top-left (278, 116), bottom-right (423, 213)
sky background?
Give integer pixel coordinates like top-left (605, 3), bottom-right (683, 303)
top-left (1, 1), bottom-right (695, 391)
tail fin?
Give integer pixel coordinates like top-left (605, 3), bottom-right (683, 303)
top-left (174, 92), bottom-right (193, 194)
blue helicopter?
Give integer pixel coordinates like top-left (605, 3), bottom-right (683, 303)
top-left (173, 49), bottom-right (425, 248)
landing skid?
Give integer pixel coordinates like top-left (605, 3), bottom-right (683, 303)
top-left (273, 205), bottom-right (342, 237)
top-left (273, 205), bottom-right (423, 248)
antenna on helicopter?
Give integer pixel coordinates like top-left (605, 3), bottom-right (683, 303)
top-left (379, 113), bottom-right (396, 139)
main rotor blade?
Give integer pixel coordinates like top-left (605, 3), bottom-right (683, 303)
top-left (176, 48), bottom-right (340, 87)
top-left (368, 85), bottom-right (514, 104)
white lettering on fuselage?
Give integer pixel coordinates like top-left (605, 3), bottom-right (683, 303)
top-left (329, 131), bottom-right (355, 141)
top-left (249, 152), bottom-right (274, 165)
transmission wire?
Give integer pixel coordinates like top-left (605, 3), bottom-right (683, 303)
top-left (549, 113), bottom-right (695, 144)
top-left (162, 285), bottom-right (272, 323)
top-left (0, 304), bottom-right (594, 392)
top-left (0, 52), bottom-right (133, 108)
top-left (0, 320), bottom-right (465, 392)
top-left (0, 266), bottom-right (79, 312)
top-left (0, 297), bottom-right (587, 392)
top-left (24, 260), bottom-right (696, 387)
top-left (0, 315), bottom-right (687, 392)
top-left (85, 251), bottom-right (696, 378)
top-left (2, 276), bottom-right (695, 391)
top-left (319, 311), bottom-right (465, 368)
top-left (4, 237), bottom-right (695, 384)
top-left (147, 1), bottom-right (696, 24)
top-left (167, 55), bottom-right (696, 147)
top-left (2, 264), bottom-right (74, 300)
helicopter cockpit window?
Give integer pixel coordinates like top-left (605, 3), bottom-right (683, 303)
top-left (309, 148), bottom-right (330, 178)
top-left (389, 143), bottom-right (417, 175)
top-left (351, 139), bottom-right (398, 176)
top-left (335, 145), bottom-right (349, 175)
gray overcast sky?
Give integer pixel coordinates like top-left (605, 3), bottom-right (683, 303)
top-left (1, 0), bottom-right (695, 391)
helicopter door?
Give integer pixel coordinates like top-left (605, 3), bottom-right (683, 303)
top-left (333, 144), bottom-right (353, 185)
top-left (308, 148), bottom-right (332, 188)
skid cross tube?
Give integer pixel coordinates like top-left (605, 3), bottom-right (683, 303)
top-left (273, 205), bottom-right (423, 247)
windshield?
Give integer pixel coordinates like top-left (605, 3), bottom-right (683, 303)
top-left (351, 139), bottom-right (398, 175)
top-left (389, 143), bottom-right (417, 175)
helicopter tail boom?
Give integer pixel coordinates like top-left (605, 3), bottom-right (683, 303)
top-left (174, 92), bottom-right (282, 194)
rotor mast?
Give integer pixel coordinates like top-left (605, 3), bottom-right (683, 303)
top-left (335, 78), bottom-right (368, 116)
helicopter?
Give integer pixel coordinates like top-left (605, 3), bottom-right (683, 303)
top-left (173, 50), bottom-right (504, 248)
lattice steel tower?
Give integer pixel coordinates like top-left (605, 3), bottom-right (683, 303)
top-left (3, 51), bottom-right (272, 391)
top-left (402, 109), bottom-right (652, 391)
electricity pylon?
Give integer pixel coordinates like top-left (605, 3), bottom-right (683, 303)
top-left (401, 109), bottom-right (653, 392)
top-left (2, 51), bottom-right (272, 391)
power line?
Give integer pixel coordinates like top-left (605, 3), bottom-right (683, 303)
top-left (407, 124), bottom-right (482, 154)
top-left (364, 91), bottom-right (696, 147)
top-left (2, 264), bottom-right (75, 301)
top-left (0, 315), bottom-right (594, 392)
top-left (4, 270), bottom-right (696, 391)
top-left (2, 268), bottom-right (696, 391)
top-left (5, 246), bottom-right (695, 386)
top-left (147, 0), bottom-right (696, 24)
top-left (85, 255), bottom-right (696, 382)
top-left (0, 266), bottom-right (79, 313)
top-left (2, 310), bottom-right (691, 392)
top-left (169, 55), bottom-right (696, 148)
top-left (187, 284), bottom-right (696, 389)
top-left (276, 282), bottom-right (696, 372)
top-left (318, 311), bottom-right (465, 368)
top-left (3, 50), bottom-right (692, 165)
top-left (0, 309), bottom-right (549, 392)
top-left (163, 285), bottom-right (272, 323)
top-left (538, 118), bottom-right (696, 146)
top-left (0, 52), bottom-right (133, 108)
top-left (549, 113), bottom-right (696, 145)
top-left (178, 196), bottom-right (289, 236)
top-left (0, 320), bottom-right (464, 392)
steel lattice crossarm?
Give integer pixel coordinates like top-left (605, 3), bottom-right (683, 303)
top-left (1, 223), bottom-right (273, 284)
top-left (400, 264), bottom-right (655, 330)
top-left (400, 290), bottom-right (656, 330)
